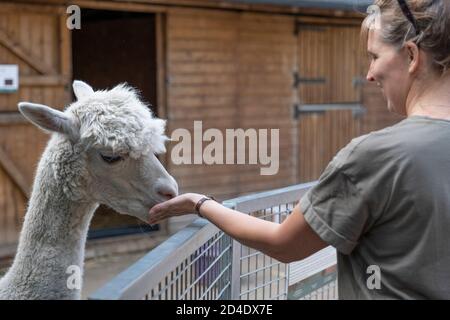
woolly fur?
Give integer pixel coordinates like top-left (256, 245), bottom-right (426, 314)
top-left (0, 82), bottom-right (169, 299)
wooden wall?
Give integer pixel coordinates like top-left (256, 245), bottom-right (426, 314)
top-left (237, 13), bottom-right (297, 194)
top-left (0, 4), bottom-right (71, 251)
top-left (0, 1), bottom-right (403, 254)
top-left (164, 8), bottom-right (397, 199)
top-left (165, 9), bottom-right (298, 200)
top-left (295, 23), bottom-right (364, 182)
top-left (166, 9), bottom-right (240, 200)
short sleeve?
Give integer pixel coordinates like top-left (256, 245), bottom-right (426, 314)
top-left (299, 136), bottom-right (374, 255)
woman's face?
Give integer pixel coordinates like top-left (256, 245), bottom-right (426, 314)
top-left (366, 28), bottom-right (412, 116)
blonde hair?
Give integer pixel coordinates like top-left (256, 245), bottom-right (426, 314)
top-left (361, 0), bottom-right (450, 74)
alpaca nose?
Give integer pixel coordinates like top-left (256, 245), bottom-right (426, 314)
top-left (155, 176), bottom-right (178, 201)
top-left (157, 188), bottom-right (176, 200)
top-left (156, 184), bottom-right (178, 200)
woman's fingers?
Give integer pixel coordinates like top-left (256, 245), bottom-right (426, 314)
top-left (148, 195), bottom-right (184, 223)
top-left (149, 202), bottom-right (170, 224)
top-left (148, 193), bottom-right (205, 224)
top-left (148, 208), bottom-right (161, 224)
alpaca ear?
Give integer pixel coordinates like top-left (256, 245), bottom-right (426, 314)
top-left (73, 80), bottom-right (94, 100)
top-left (18, 102), bottom-right (77, 139)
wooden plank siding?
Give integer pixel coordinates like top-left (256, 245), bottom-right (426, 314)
top-left (0, 1), bottom-right (403, 253)
top-left (297, 24), bottom-right (363, 104)
top-left (0, 10), bottom-right (68, 112)
top-left (164, 9), bottom-right (400, 199)
top-left (0, 165), bottom-right (26, 248)
top-left (166, 9), bottom-right (239, 200)
top-left (0, 6), bottom-right (71, 249)
top-left (298, 110), bottom-right (361, 182)
top-left (296, 24), bottom-right (364, 182)
top-left (236, 13), bottom-right (297, 194)
top-left (165, 9), bottom-right (297, 200)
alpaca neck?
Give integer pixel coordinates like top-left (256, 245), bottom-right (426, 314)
top-left (3, 140), bottom-right (98, 299)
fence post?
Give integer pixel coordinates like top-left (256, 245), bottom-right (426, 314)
top-left (230, 239), bottom-right (241, 300)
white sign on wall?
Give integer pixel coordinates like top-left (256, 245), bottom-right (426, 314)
top-left (0, 64), bottom-right (19, 93)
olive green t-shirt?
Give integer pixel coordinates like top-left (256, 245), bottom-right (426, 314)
top-left (299, 115), bottom-right (450, 299)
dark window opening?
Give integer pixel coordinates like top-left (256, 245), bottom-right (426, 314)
top-left (72, 9), bottom-right (158, 238)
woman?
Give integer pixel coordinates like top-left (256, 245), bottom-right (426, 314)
top-left (149, 0), bottom-right (450, 299)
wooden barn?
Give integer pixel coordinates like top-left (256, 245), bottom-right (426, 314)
top-left (0, 0), bottom-right (403, 259)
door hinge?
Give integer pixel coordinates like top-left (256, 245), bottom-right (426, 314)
top-left (293, 71), bottom-right (326, 88)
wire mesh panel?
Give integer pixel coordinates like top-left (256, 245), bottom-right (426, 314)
top-left (89, 219), bottom-right (231, 300)
top-left (226, 182), bottom-right (338, 300)
top-left (287, 246), bottom-right (338, 300)
top-left (297, 269), bottom-right (338, 300)
top-left (234, 202), bottom-right (296, 300)
top-left (148, 231), bottom-right (232, 300)
top-left (90, 182), bottom-right (338, 300)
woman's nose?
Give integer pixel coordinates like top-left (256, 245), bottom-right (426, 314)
top-left (366, 71), bottom-right (375, 82)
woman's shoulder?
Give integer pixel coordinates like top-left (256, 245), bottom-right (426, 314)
top-left (331, 119), bottom-right (412, 171)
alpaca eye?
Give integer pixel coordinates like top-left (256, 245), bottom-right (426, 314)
top-left (100, 154), bottom-right (123, 164)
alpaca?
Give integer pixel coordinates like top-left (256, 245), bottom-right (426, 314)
top-left (0, 80), bottom-right (178, 299)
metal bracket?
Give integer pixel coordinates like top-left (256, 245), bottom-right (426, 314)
top-left (293, 103), bottom-right (325, 119)
top-left (293, 71), bottom-right (326, 88)
top-left (293, 103), bottom-right (366, 119)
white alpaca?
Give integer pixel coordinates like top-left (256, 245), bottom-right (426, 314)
top-left (0, 80), bottom-right (178, 299)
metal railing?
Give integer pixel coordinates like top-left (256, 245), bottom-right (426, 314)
top-left (89, 182), bottom-right (337, 300)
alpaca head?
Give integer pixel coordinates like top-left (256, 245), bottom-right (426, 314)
top-left (18, 80), bottom-right (178, 222)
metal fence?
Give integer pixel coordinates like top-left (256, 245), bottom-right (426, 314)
top-left (89, 182), bottom-right (338, 300)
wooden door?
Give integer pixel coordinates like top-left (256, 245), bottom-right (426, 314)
top-left (0, 3), bottom-right (71, 255)
top-left (295, 23), bottom-right (364, 182)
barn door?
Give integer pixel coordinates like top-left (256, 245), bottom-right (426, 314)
top-left (295, 23), bottom-right (364, 182)
top-left (0, 4), bottom-right (71, 254)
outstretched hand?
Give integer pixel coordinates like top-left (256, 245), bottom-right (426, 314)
top-left (148, 193), bottom-right (205, 224)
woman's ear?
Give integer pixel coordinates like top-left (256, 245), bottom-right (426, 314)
top-left (405, 41), bottom-right (420, 74)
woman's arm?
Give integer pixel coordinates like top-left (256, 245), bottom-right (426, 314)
top-left (148, 193), bottom-right (328, 263)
